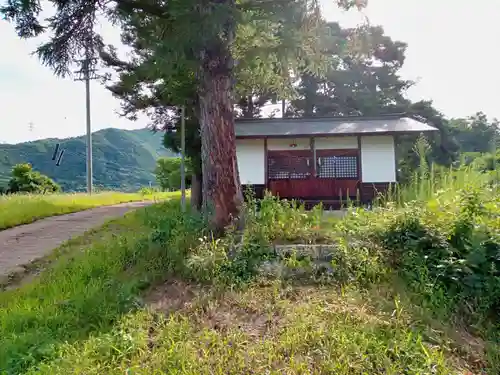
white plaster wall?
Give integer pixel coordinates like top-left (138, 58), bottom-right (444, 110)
top-left (267, 138), bottom-right (310, 150)
top-left (314, 136), bottom-right (357, 150)
top-left (360, 136), bottom-right (396, 182)
top-left (236, 139), bottom-right (265, 184)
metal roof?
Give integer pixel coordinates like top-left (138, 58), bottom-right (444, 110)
top-left (235, 115), bottom-right (437, 138)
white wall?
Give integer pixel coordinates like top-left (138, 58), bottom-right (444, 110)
top-left (236, 139), bottom-right (265, 184)
top-left (360, 136), bottom-right (396, 182)
top-left (315, 136), bottom-right (357, 150)
top-left (267, 138), bottom-right (310, 150)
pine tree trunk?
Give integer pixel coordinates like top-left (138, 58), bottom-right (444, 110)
top-left (190, 172), bottom-right (202, 211)
top-left (199, 30), bottom-right (243, 232)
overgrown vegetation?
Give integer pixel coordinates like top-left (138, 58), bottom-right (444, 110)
top-left (0, 190), bottom-right (178, 230)
top-left (1, 163), bottom-right (498, 373)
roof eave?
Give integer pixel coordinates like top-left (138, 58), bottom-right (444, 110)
top-left (236, 128), bottom-right (438, 139)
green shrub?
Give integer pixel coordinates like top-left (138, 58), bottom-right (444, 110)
top-left (378, 186), bottom-right (500, 325)
top-left (137, 186), bottom-right (161, 195)
top-left (245, 191), bottom-right (324, 242)
top-left (7, 163), bottom-right (61, 194)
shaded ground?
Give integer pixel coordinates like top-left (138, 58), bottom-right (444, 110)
top-left (0, 201), bottom-right (154, 278)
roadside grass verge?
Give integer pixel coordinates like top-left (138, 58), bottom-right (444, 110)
top-left (0, 191), bottom-right (180, 230)
top-left (0, 200), bottom-right (205, 374)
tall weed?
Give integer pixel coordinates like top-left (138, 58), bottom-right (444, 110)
top-left (378, 184), bottom-right (500, 329)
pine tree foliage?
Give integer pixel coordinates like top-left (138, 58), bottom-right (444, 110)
top-left (290, 21), bottom-right (413, 117)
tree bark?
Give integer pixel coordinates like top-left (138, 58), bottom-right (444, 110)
top-left (198, 16), bottom-right (243, 232)
top-left (190, 172), bottom-right (203, 211)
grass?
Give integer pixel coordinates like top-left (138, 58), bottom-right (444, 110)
top-left (0, 200), bottom-right (203, 374)
top-left (0, 190), bottom-right (180, 230)
top-left (25, 284), bottom-right (465, 375)
top-left (0, 162), bottom-right (498, 374)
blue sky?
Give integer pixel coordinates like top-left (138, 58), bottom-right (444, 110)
top-left (1, 0), bottom-right (499, 144)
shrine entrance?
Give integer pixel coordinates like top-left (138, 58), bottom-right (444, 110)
top-left (267, 148), bottom-right (361, 200)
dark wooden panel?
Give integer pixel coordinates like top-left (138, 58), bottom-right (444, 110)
top-left (269, 179), bottom-right (359, 199)
top-left (267, 149), bottom-right (314, 199)
top-left (264, 138), bottom-right (268, 190)
top-left (360, 182), bottom-right (393, 203)
top-left (269, 179), bottom-right (315, 198)
top-left (268, 150), bottom-right (312, 157)
top-left (313, 179), bottom-right (359, 199)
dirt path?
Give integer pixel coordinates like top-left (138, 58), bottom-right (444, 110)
top-left (0, 201), bottom-right (155, 278)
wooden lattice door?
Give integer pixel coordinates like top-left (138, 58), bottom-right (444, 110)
top-left (267, 150), bottom-right (314, 198)
top-left (313, 149), bottom-right (360, 199)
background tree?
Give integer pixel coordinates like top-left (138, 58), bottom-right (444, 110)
top-left (289, 22), bottom-right (412, 117)
top-left (463, 150), bottom-right (500, 172)
top-left (7, 163), bottom-right (61, 194)
top-left (161, 110), bottom-right (203, 209)
top-left (155, 157), bottom-right (193, 191)
top-left (396, 101), bottom-right (460, 181)
top-left (449, 112), bottom-right (499, 153)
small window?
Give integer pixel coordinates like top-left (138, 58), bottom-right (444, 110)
top-left (317, 156), bottom-right (358, 179)
top-left (268, 156), bottom-right (311, 180)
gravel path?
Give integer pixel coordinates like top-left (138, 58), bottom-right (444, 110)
top-left (0, 201), bottom-right (155, 278)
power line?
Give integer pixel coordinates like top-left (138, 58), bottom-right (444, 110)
top-left (62, 148), bottom-right (154, 175)
top-left (51, 145), bottom-right (157, 177)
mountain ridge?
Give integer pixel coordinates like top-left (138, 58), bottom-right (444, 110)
top-left (0, 127), bottom-right (175, 191)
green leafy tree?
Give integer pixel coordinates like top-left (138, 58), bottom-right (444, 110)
top-left (290, 22), bottom-right (412, 117)
top-left (396, 101), bottom-right (460, 181)
top-left (462, 151), bottom-right (499, 171)
top-left (155, 157), bottom-right (193, 191)
top-left (8, 163), bottom-right (61, 194)
top-left (449, 112), bottom-right (500, 153)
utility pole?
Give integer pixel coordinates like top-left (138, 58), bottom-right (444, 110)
top-left (180, 105), bottom-right (186, 212)
top-left (493, 125), bottom-right (498, 188)
top-left (75, 47), bottom-right (98, 195)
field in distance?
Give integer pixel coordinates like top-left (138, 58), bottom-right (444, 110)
top-left (0, 191), bottom-right (180, 230)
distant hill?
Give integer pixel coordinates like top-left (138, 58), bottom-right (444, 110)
top-left (0, 128), bottom-right (176, 192)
